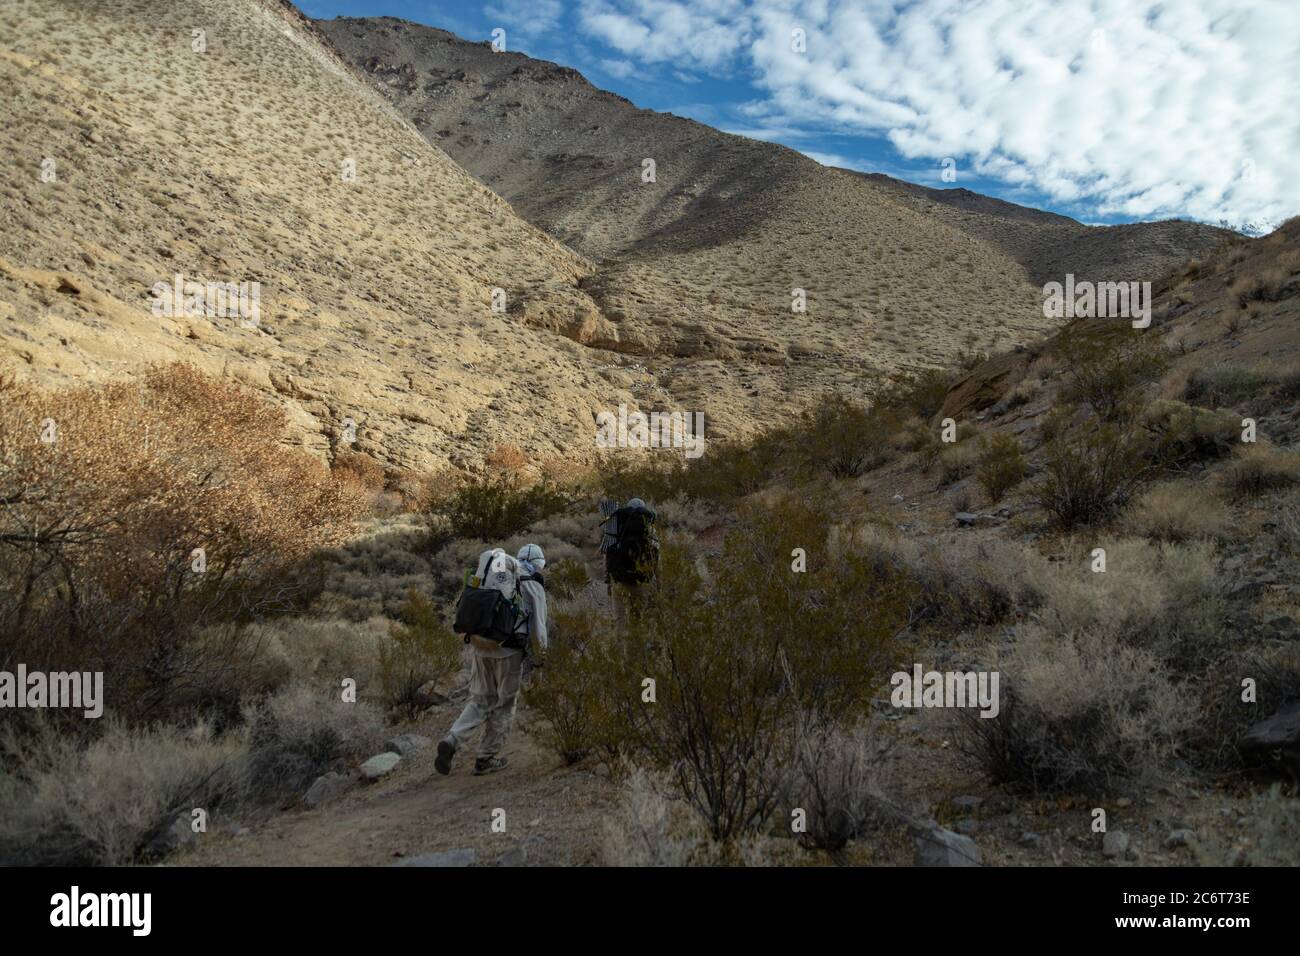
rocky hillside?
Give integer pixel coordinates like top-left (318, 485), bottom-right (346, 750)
top-left (318, 16), bottom-right (1234, 404)
top-left (860, 174), bottom-right (1237, 286)
top-left (0, 0), bottom-right (637, 473)
top-left (0, 2), bottom-right (1249, 477)
top-left (318, 17), bottom-right (1063, 423)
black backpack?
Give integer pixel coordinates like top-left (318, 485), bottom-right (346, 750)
top-left (453, 550), bottom-right (526, 648)
top-left (605, 505), bottom-right (658, 585)
top-left (453, 587), bottom-right (521, 645)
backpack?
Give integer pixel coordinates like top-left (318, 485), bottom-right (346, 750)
top-left (453, 549), bottom-right (526, 650)
top-left (604, 505), bottom-right (658, 585)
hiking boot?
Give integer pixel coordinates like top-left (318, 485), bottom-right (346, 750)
top-left (473, 756), bottom-right (507, 775)
top-left (434, 739), bottom-right (455, 776)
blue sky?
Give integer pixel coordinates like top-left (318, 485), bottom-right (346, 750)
top-left (301, 1), bottom-right (1298, 233)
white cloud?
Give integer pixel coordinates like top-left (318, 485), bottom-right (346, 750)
top-left (599, 57), bottom-right (638, 78)
top-left (576, 0), bottom-right (1300, 230)
top-left (578, 0), bottom-right (752, 72)
top-left (486, 0), bottom-right (564, 39)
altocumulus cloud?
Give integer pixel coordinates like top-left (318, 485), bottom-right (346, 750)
top-left (577, 0), bottom-right (1300, 231)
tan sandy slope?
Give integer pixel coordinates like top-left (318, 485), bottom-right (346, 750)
top-left (0, 0), bottom-right (642, 473)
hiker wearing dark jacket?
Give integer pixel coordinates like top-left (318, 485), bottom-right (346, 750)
top-left (601, 497), bottom-right (658, 621)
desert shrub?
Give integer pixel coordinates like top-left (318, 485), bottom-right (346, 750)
top-left (790, 719), bottom-right (888, 853)
top-left (0, 716), bottom-right (248, 865)
top-left (938, 438), bottom-right (979, 485)
top-left (528, 510), bottom-right (598, 547)
top-left (1056, 323), bottom-right (1169, 421)
top-left (601, 765), bottom-right (719, 866)
top-left (584, 498), bottom-right (914, 842)
top-left (975, 432), bottom-right (1028, 502)
top-left (956, 625), bottom-right (1195, 795)
top-left (850, 525), bottom-right (1038, 627)
top-left (380, 591), bottom-right (462, 719)
top-left (243, 615), bottom-right (390, 696)
top-left (1193, 646), bottom-right (1300, 770)
top-left (1006, 375), bottom-right (1042, 408)
top-left (331, 450), bottom-right (386, 494)
top-left (0, 365), bottom-right (366, 721)
top-left (314, 518), bottom-right (437, 619)
top-left (1125, 483), bottom-right (1229, 542)
top-left (1031, 423), bottom-right (1150, 529)
top-left (901, 417), bottom-right (944, 467)
top-left (1029, 537), bottom-right (1225, 669)
top-left (676, 436), bottom-right (785, 502)
top-left (876, 367), bottom-right (956, 420)
top-left (1140, 400), bottom-right (1239, 469)
top-left (1184, 365), bottom-right (1277, 408)
top-left (526, 600), bottom-right (626, 764)
top-left (618, 502), bottom-right (915, 842)
top-left (433, 471), bottom-right (573, 540)
top-left (652, 496), bottom-right (716, 535)
top-left (1219, 446), bottom-right (1300, 499)
top-left (797, 395), bottom-right (899, 478)
top-left (244, 683), bottom-right (383, 798)
top-left (596, 453), bottom-right (684, 506)
top-left (545, 557), bottom-right (592, 600)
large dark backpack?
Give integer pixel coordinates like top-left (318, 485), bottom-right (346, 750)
top-left (605, 505), bottom-right (658, 585)
top-left (454, 549), bottom-right (527, 649)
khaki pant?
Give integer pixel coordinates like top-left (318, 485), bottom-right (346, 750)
top-left (446, 650), bottom-right (523, 757)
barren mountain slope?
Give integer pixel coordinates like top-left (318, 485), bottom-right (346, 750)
top-left (318, 16), bottom-right (1058, 415)
top-left (0, 0), bottom-right (649, 473)
top-left (859, 174), bottom-right (1237, 286)
top-left (318, 16), bottom-right (1234, 393)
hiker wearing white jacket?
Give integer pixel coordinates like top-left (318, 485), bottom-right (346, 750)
top-left (436, 544), bottom-right (548, 776)
top-left (516, 542), bottom-right (549, 650)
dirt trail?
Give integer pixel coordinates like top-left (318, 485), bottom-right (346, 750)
top-left (183, 701), bottom-right (616, 867)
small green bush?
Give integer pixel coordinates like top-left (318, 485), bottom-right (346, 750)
top-left (1056, 324), bottom-right (1169, 422)
top-left (876, 367), bottom-right (956, 420)
top-left (435, 473), bottom-right (572, 540)
top-left (796, 395), bottom-right (900, 479)
top-left (380, 590), bottom-right (462, 719)
top-left (1032, 423), bottom-right (1149, 529)
top-left (975, 432), bottom-right (1028, 502)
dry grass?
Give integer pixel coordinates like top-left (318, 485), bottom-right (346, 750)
top-left (1126, 482), bottom-right (1231, 542)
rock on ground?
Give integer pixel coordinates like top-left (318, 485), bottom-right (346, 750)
top-left (304, 771), bottom-right (352, 809)
top-left (360, 752), bottom-right (402, 781)
top-left (913, 823), bottom-right (983, 866)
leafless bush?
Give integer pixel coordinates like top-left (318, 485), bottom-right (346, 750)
top-left (244, 683), bottom-right (383, 799)
top-left (0, 716), bottom-right (248, 865)
top-left (791, 718), bottom-right (889, 853)
top-left (1031, 423), bottom-right (1150, 529)
top-left (957, 625), bottom-right (1195, 795)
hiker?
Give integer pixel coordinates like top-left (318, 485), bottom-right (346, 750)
top-left (516, 542), bottom-right (548, 687)
top-left (436, 545), bottom-right (548, 776)
top-left (600, 497), bottom-right (658, 621)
